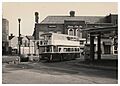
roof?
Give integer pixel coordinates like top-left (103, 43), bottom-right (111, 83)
top-left (41, 32), bottom-right (78, 38)
top-left (26, 36), bottom-right (34, 40)
top-left (9, 35), bottom-right (15, 40)
top-left (40, 16), bottom-right (104, 24)
top-left (82, 25), bottom-right (118, 33)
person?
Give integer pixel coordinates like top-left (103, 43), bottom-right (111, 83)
top-left (83, 44), bottom-right (90, 61)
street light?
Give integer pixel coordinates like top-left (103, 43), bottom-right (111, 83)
top-left (18, 18), bottom-right (21, 56)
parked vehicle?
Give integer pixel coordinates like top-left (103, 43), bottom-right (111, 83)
top-left (2, 56), bottom-right (20, 64)
top-left (37, 32), bottom-right (84, 62)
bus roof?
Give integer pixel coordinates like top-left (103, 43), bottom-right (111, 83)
top-left (40, 32), bottom-right (79, 38)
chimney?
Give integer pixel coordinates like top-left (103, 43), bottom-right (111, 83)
top-left (9, 33), bottom-right (14, 40)
top-left (35, 12), bottom-right (39, 23)
top-left (11, 33), bottom-right (13, 36)
top-left (70, 11), bottom-right (75, 17)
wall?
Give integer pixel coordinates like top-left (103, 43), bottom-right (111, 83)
top-left (10, 37), bottom-right (18, 49)
top-left (35, 24), bottom-right (64, 39)
top-left (2, 18), bottom-right (9, 55)
top-left (2, 18), bottom-right (9, 42)
top-left (87, 38), bottom-right (114, 54)
top-left (21, 36), bottom-right (35, 55)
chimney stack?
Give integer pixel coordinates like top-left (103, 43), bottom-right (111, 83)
top-left (35, 12), bottom-right (39, 23)
top-left (11, 33), bottom-right (13, 36)
top-left (70, 11), bottom-right (75, 17)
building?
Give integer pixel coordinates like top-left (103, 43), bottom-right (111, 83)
top-left (2, 18), bottom-right (9, 55)
top-left (9, 35), bottom-right (35, 55)
top-left (33, 11), bottom-right (118, 55)
top-left (21, 36), bottom-right (34, 55)
top-left (9, 34), bottom-right (18, 55)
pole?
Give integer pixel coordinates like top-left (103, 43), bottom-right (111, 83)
top-left (86, 22), bottom-right (88, 44)
top-left (29, 40), bottom-right (30, 55)
top-left (18, 18), bottom-right (21, 56)
top-left (97, 34), bottom-right (101, 60)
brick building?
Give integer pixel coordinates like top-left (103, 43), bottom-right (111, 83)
top-left (33, 11), bottom-right (118, 55)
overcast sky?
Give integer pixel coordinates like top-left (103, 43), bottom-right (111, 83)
top-left (2, 2), bottom-right (118, 36)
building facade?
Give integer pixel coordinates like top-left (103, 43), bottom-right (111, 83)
top-left (33, 11), bottom-right (118, 55)
top-left (9, 35), bottom-right (35, 55)
top-left (2, 18), bottom-right (9, 55)
top-left (21, 36), bottom-right (34, 55)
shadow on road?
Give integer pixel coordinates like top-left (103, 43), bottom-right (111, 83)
top-left (39, 59), bottom-right (118, 79)
top-left (3, 58), bottom-right (118, 80)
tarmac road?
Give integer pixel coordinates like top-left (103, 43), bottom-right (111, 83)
top-left (2, 59), bottom-right (118, 84)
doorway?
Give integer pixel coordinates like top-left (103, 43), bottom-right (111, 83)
top-left (104, 45), bottom-right (111, 54)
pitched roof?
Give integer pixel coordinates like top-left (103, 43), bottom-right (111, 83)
top-left (26, 36), bottom-right (34, 40)
top-left (40, 16), bottom-right (104, 24)
top-left (9, 35), bottom-right (15, 40)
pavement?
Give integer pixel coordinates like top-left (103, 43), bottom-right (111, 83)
top-left (78, 54), bottom-right (118, 70)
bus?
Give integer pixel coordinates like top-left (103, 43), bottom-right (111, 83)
top-left (37, 32), bottom-right (82, 61)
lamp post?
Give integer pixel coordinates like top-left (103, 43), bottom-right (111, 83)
top-left (85, 22), bottom-right (88, 44)
top-left (18, 18), bottom-right (21, 56)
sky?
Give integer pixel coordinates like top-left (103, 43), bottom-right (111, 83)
top-left (2, 2), bottom-right (118, 36)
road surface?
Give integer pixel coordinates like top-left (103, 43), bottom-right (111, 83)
top-left (2, 58), bottom-right (117, 84)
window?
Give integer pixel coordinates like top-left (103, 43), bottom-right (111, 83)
top-left (68, 29), bottom-right (74, 36)
top-left (24, 40), bottom-right (27, 47)
top-left (75, 48), bottom-right (77, 51)
top-left (71, 48), bottom-right (74, 51)
top-left (80, 41), bottom-right (84, 45)
top-left (68, 48), bottom-right (70, 52)
top-left (63, 48), bottom-right (67, 52)
top-left (78, 48), bottom-right (80, 51)
top-left (48, 25), bottom-right (56, 28)
top-left (67, 37), bottom-right (71, 40)
top-left (59, 48), bottom-right (61, 52)
top-left (44, 42), bottom-right (47, 45)
top-left (47, 35), bottom-right (51, 40)
top-left (57, 31), bottom-right (61, 34)
top-left (88, 34), bottom-right (90, 38)
top-left (40, 41), bottom-right (43, 45)
top-left (39, 32), bottom-right (44, 39)
top-left (76, 29), bottom-right (79, 37)
top-left (28, 42), bottom-right (30, 47)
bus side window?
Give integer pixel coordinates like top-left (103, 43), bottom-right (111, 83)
top-left (78, 48), bottom-right (80, 52)
top-left (59, 48), bottom-right (61, 52)
top-left (68, 48), bottom-right (70, 52)
top-left (66, 48), bottom-right (68, 52)
top-left (64, 48), bottom-right (67, 52)
top-left (76, 48), bottom-right (78, 52)
top-left (40, 41), bottom-right (42, 45)
top-left (75, 48), bottom-right (77, 51)
top-left (72, 48), bottom-right (73, 51)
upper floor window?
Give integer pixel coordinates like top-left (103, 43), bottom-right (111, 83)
top-left (68, 29), bottom-right (74, 36)
top-left (80, 41), bottom-right (84, 45)
top-left (48, 25), bottom-right (56, 28)
top-left (24, 40), bottom-right (29, 47)
top-left (39, 32), bottom-right (44, 39)
top-left (76, 29), bottom-right (79, 37)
